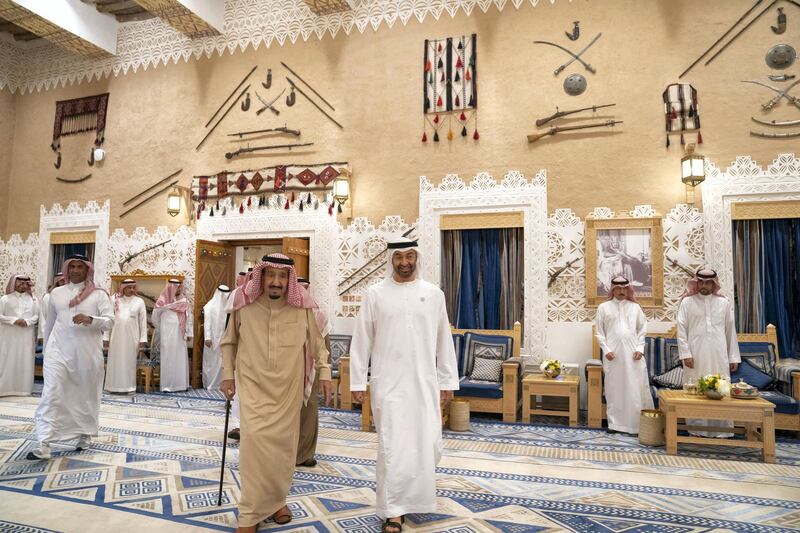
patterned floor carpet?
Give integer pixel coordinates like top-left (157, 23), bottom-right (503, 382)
top-left (0, 389), bottom-right (799, 532)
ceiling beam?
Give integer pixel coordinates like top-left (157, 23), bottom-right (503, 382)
top-left (12, 0), bottom-right (118, 54)
top-left (133, 0), bottom-right (222, 38)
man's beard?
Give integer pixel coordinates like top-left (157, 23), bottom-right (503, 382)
top-left (268, 286), bottom-right (283, 299)
top-left (394, 266), bottom-right (414, 278)
top-left (699, 289), bottom-right (711, 295)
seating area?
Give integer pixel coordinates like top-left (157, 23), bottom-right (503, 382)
top-left (586, 324), bottom-right (800, 434)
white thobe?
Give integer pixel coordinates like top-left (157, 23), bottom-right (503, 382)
top-left (677, 294), bottom-right (741, 437)
top-left (350, 277), bottom-right (459, 519)
top-left (35, 283), bottom-right (113, 445)
top-left (104, 296), bottom-right (148, 393)
top-left (38, 293), bottom-right (50, 342)
top-left (595, 299), bottom-right (653, 434)
top-left (153, 306), bottom-right (192, 392)
top-left (0, 292), bottom-right (39, 396)
top-left (203, 293), bottom-right (228, 390)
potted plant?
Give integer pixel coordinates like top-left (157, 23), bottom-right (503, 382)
top-left (697, 373), bottom-right (731, 400)
top-left (540, 359), bottom-right (562, 379)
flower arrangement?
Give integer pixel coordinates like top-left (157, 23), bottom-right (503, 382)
top-left (540, 359), bottom-right (562, 378)
top-left (697, 373), bottom-right (731, 399)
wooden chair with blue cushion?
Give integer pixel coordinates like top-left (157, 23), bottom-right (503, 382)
top-left (328, 334), bottom-right (351, 409)
top-left (452, 321), bottom-right (523, 423)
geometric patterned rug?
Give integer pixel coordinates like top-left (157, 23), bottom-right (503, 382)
top-left (1, 389), bottom-right (799, 532)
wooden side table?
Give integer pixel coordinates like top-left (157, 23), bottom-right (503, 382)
top-left (522, 373), bottom-right (580, 426)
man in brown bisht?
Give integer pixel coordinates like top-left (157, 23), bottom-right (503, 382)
top-left (295, 277), bottom-right (331, 468)
top-left (220, 254), bottom-right (331, 531)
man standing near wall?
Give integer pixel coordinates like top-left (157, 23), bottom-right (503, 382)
top-left (594, 276), bottom-right (653, 435)
top-left (152, 279), bottom-right (192, 392)
top-left (0, 275), bottom-right (39, 397)
top-left (678, 266), bottom-right (740, 437)
top-left (104, 279), bottom-right (148, 393)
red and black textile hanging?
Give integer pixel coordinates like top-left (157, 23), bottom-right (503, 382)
top-left (51, 93), bottom-right (110, 151)
top-left (663, 83), bottom-right (702, 148)
top-left (422, 34), bottom-right (478, 143)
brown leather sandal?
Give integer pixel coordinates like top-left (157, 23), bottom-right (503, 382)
top-left (271, 506), bottom-right (292, 525)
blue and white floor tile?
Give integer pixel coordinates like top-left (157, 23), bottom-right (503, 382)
top-left (0, 388), bottom-right (798, 532)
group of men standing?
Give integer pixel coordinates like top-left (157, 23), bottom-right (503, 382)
top-left (596, 267), bottom-right (740, 437)
top-left (4, 244), bottom-right (745, 533)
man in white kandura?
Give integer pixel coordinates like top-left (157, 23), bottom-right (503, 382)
top-left (152, 279), bottom-right (192, 392)
top-left (38, 272), bottom-right (64, 344)
top-left (28, 255), bottom-right (114, 460)
top-left (104, 279), bottom-right (148, 393)
top-left (678, 266), bottom-right (740, 437)
top-left (202, 284), bottom-right (230, 390)
top-left (350, 237), bottom-right (459, 533)
top-left (0, 275), bottom-right (39, 397)
top-left (594, 276), bottom-right (653, 435)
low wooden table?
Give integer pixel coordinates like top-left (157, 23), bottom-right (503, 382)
top-left (522, 373), bottom-right (580, 426)
top-left (658, 389), bottom-right (776, 463)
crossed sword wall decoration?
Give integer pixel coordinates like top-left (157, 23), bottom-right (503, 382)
top-left (533, 33), bottom-right (602, 76)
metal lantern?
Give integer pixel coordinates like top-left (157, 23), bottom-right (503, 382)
top-left (332, 175), bottom-right (350, 206)
top-left (681, 152), bottom-right (705, 187)
top-left (167, 187), bottom-right (182, 217)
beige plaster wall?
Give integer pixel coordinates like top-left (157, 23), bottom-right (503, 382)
top-left (0, 89), bottom-right (15, 236)
top-left (2, 0), bottom-right (798, 237)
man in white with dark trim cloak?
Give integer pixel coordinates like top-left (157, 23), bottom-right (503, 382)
top-left (350, 237), bottom-right (459, 533)
top-left (594, 276), bottom-right (653, 435)
top-left (678, 266), bottom-right (740, 437)
top-left (0, 275), bottom-right (39, 397)
top-left (28, 254), bottom-right (114, 459)
top-left (104, 279), bottom-right (148, 393)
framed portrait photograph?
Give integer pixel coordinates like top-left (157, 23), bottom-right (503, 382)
top-left (585, 217), bottom-right (663, 307)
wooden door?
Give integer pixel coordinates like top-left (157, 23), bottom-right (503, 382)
top-left (193, 240), bottom-right (235, 388)
top-left (282, 237), bottom-right (310, 280)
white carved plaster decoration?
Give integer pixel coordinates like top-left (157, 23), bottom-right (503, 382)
top-left (1, 0), bottom-right (562, 94)
top-left (702, 153), bottom-right (800, 294)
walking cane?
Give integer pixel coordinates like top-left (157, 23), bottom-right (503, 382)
top-left (218, 398), bottom-right (231, 506)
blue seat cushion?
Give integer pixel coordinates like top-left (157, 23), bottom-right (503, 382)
top-left (35, 355), bottom-right (43, 366)
top-left (731, 359), bottom-right (775, 390)
top-left (657, 338), bottom-right (682, 378)
top-left (759, 391), bottom-right (800, 415)
top-left (738, 342), bottom-right (777, 376)
top-left (452, 333), bottom-right (463, 370)
top-left (461, 332), bottom-right (513, 378)
top-left (455, 377), bottom-right (503, 399)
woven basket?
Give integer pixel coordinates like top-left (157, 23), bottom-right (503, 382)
top-left (449, 398), bottom-right (470, 432)
top-left (638, 409), bottom-right (665, 446)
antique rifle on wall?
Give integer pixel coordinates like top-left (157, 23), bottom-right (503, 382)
top-left (536, 103), bottom-right (616, 127)
top-left (119, 239), bottom-right (172, 272)
top-left (225, 142), bottom-right (314, 159)
top-left (527, 120), bottom-right (623, 143)
top-left (666, 255), bottom-right (695, 277)
top-left (750, 130), bottom-right (800, 138)
top-left (548, 257), bottom-right (579, 288)
top-left (227, 126), bottom-right (300, 138)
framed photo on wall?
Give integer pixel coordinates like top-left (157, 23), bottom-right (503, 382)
top-left (585, 216), bottom-right (663, 307)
